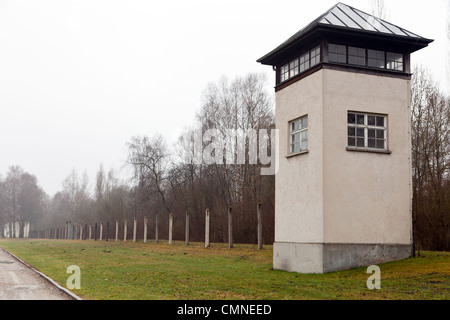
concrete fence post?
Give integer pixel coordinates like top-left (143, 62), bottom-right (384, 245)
top-left (185, 211), bottom-right (190, 245)
top-left (133, 217), bottom-right (137, 242)
top-left (205, 209), bottom-right (210, 248)
top-left (89, 224), bottom-right (92, 240)
top-left (257, 203), bottom-right (263, 250)
top-left (68, 221), bottom-right (72, 239)
top-left (155, 214), bottom-right (159, 243)
top-left (144, 216), bottom-right (148, 243)
top-left (79, 225), bottom-right (83, 240)
top-left (228, 206), bottom-right (233, 249)
top-left (124, 219), bottom-right (127, 241)
top-left (100, 223), bottom-right (103, 241)
top-left (115, 220), bottom-right (119, 242)
top-left (168, 213), bottom-right (173, 245)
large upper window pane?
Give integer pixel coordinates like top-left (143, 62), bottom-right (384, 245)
top-left (289, 58), bottom-right (299, 78)
top-left (310, 46), bottom-right (321, 67)
top-left (348, 47), bottom-right (366, 66)
top-left (329, 44), bottom-right (346, 63)
top-left (280, 64), bottom-right (289, 82)
top-left (386, 52), bottom-right (403, 71)
top-left (299, 52), bottom-right (310, 73)
top-left (368, 49), bottom-right (385, 69)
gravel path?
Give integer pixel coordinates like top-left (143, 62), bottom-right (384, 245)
top-left (0, 247), bottom-right (77, 300)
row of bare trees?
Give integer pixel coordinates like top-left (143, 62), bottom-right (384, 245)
top-left (411, 66), bottom-right (450, 251)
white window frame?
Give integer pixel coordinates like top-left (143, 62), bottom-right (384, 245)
top-left (347, 112), bottom-right (387, 151)
top-left (289, 115), bottom-right (308, 154)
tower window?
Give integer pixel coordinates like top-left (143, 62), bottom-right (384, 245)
top-left (329, 44), bottom-right (347, 63)
top-left (329, 44), bottom-right (403, 72)
top-left (278, 45), bottom-right (322, 84)
top-left (289, 58), bottom-right (299, 78)
top-left (386, 52), bottom-right (403, 71)
top-left (348, 112), bottom-right (387, 150)
top-left (299, 52), bottom-right (310, 73)
top-left (280, 64), bottom-right (289, 82)
top-left (348, 46), bottom-right (366, 66)
top-left (368, 49), bottom-right (385, 69)
top-left (289, 115), bottom-right (308, 154)
top-left (310, 46), bottom-right (321, 67)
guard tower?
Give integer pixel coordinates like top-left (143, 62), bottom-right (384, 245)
top-left (258, 3), bottom-right (433, 273)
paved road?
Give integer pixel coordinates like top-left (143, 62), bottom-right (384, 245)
top-left (0, 247), bottom-right (75, 300)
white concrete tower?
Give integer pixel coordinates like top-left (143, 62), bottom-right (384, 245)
top-left (258, 3), bottom-right (433, 273)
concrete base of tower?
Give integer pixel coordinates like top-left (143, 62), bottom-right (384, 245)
top-left (273, 242), bottom-right (412, 274)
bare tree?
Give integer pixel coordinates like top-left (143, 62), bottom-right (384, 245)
top-left (126, 134), bottom-right (173, 214)
top-left (59, 168), bottom-right (92, 224)
top-left (447, 0), bottom-right (450, 89)
top-left (96, 166), bottom-right (130, 223)
top-left (173, 73), bottom-right (275, 243)
top-left (369, 0), bottom-right (390, 21)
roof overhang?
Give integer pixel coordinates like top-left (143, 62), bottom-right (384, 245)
top-left (257, 24), bottom-right (433, 67)
top-left (257, 2), bottom-right (434, 67)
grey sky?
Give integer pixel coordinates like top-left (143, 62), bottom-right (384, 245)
top-left (0, 0), bottom-right (447, 197)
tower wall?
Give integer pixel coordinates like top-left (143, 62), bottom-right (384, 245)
top-left (274, 71), bottom-right (324, 245)
top-left (322, 69), bottom-right (412, 245)
top-left (273, 69), bottom-right (412, 273)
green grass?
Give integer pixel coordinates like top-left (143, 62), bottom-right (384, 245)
top-left (0, 239), bottom-right (449, 300)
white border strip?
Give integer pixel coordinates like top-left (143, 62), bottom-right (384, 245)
top-left (0, 247), bottom-right (83, 300)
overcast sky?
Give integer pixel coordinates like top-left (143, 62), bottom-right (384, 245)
top-left (0, 0), bottom-right (448, 197)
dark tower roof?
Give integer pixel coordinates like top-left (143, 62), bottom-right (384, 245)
top-left (258, 2), bottom-right (433, 66)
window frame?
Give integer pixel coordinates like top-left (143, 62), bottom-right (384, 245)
top-left (278, 45), bottom-right (322, 85)
top-left (289, 58), bottom-right (299, 78)
top-left (386, 52), bottom-right (404, 71)
top-left (348, 46), bottom-right (366, 66)
top-left (280, 64), bottom-right (289, 82)
top-left (288, 115), bottom-right (309, 155)
top-left (329, 43), bottom-right (347, 64)
top-left (328, 43), bottom-right (404, 72)
top-left (310, 46), bottom-right (321, 67)
top-left (368, 49), bottom-right (385, 69)
top-left (347, 111), bottom-right (389, 153)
